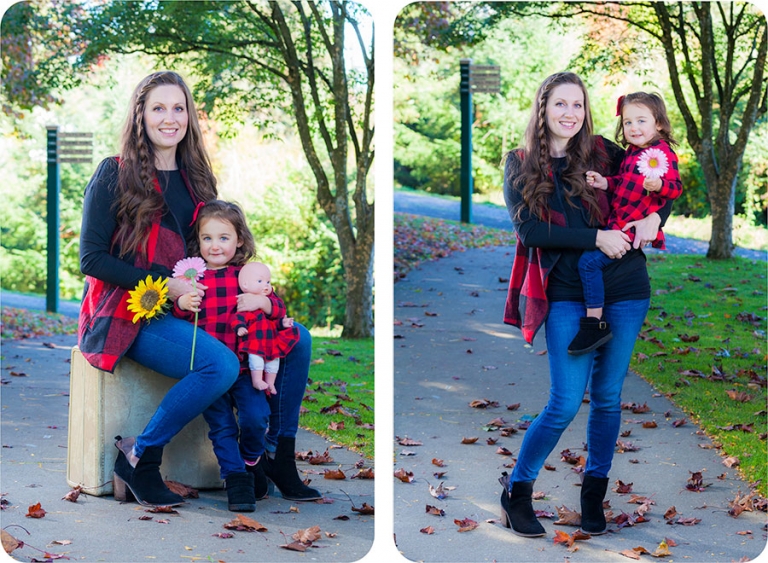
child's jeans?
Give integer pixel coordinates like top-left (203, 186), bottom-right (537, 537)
top-left (578, 248), bottom-right (614, 310)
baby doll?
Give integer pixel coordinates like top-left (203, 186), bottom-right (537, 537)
top-left (232, 261), bottom-right (300, 394)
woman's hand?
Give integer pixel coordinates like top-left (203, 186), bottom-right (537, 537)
top-left (237, 293), bottom-right (273, 314)
top-left (167, 277), bottom-right (206, 302)
top-left (623, 212), bottom-right (662, 249)
top-left (595, 229), bottom-right (632, 259)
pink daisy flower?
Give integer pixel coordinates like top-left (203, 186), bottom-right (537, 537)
top-left (637, 147), bottom-right (669, 180)
top-left (173, 256), bottom-right (207, 281)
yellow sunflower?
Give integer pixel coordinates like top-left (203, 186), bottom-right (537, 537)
top-left (126, 275), bottom-right (170, 323)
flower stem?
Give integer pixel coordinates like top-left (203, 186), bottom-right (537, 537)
top-left (190, 279), bottom-right (198, 371)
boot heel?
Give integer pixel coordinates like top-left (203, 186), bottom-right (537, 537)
top-left (113, 473), bottom-right (128, 502)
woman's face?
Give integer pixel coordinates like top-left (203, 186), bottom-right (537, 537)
top-left (142, 84), bottom-right (189, 169)
top-left (197, 217), bottom-right (242, 269)
top-left (545, 83), bottom-right (586, 157)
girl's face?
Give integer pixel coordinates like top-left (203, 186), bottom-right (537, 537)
top-left (143, 84), bottom-right (189, 169)
top-left (197, 217), bottom-right (242, 269)
top-left (621, 103), bottom-right (661, 148)
top-left (545, 83), bottom-right (586, 157)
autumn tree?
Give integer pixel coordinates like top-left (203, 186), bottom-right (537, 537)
top-left (2, 0), bottom-right (375, 337)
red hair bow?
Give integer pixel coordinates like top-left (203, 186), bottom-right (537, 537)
top-left (615, 95), bottom-right (625, 117)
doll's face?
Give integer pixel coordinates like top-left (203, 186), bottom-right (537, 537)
top-left (239, 262), bottom-right (272, 296)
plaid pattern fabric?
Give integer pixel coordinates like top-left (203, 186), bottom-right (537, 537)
top-left (173, 265), bottom-right (290, 360)
top-left (231, 308), bottom-right (299, 363)
top-left (503, 136), bottom-right (615, 344)
top-left (605, 139), bottom-right (682, 249)
top-left (78, 158), bottom-right (198, 373)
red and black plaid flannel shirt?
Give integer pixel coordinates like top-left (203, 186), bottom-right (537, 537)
top-left (173, 265), bottom-right (286, 356)
top-left (605, 139), bottom-right (682, 249)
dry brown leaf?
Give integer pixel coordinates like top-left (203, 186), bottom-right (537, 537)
top-left (323, 468), bottom-right (347, 480)
top-left (62, 485), bottom-right (82, 502)
top-left (426, 504), bottom-right (445, 517)
top-left (165, 480), bottom-right (198, 498)
top-left (351, 502), bottom-right (374, 515)
top-left (553, 505), bottom-right (581, 526)
top-left (431, 458), bottom-right (445, 467)
top-left (281, 541), bottom-right (308, 552)
top-left (26, 502), bottom-right (46, 518)
top-left (454, 517), bottom-right (479, 532)
top-left (352, 467), bottom-right (374, 479)
top-left (461, 437), bottom-right (479, 444)
top-left (223, 514), bottom-right (268, 532)
top-left (1, 530), bottom-right (21, 554)
top-left (394, 468), bottom-right (414, 483)
top-left (420, 526), bottom-right (435, 534)
top-left (293, 525), bottom-right (322, 544)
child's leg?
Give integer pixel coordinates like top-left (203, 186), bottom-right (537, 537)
top-left (578, 248), bottom-right (614, 319)
top-left (569, 248), bottom-right (616, 355)
top-left (264, 359), bottom-right (280, 395)
top-left (249, 354), bottom-right (269, 391)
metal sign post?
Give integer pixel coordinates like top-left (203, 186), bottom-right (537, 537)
top-left (458, 61), bottom-right (500, 224)
top-left (45, 127), bottom-right (93, 313)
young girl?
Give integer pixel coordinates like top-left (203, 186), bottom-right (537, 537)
top-left (174, 200), bottom-right (319, 509)
top-left (570, 92), bottom-right (682, 355)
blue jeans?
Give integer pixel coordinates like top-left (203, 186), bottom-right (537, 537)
top-left (125, 314), bottom-right (240, 457)
top-left (578, 248), bottom-right (614, 309)
top-left (264, 323), bottom-right (312, 452)
top-left (509, 299), bottom-right (649, 486)
top-left (207, 322), bottom-right (312, 477)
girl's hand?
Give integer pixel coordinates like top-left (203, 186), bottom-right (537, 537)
top-left (586, 171), bottom-right (608, 190)
top-left (282, 317), bottom-right (295, 328)
top-left (167, 277), bottom-right (206, 301)
top-left (623, 212), bottom-right (661, 249)
top-left (237, 293), bottom-right (273, 314)
top-left (178, 290), bottom-right (202, 312)
top-left (595, 229), bottom-right (632, 259)
top-left (643, 177), bottom-right (662, 192)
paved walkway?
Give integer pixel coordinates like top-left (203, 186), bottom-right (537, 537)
top-left (393, 246), bottom-right (766, 562)
top-left (0, 334), bottom-right (374, 562)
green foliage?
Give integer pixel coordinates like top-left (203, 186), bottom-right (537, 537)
top-left (302, 336), bottom-right (374, 459)
top-left (632, 254), bottom-right (768, 496)
top-left (243, 176), bottom-right (346, 332)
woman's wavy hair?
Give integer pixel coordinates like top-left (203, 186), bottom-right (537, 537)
top-left (113, 71), bottom-right (218, 258)
top-left (187, 200), bottom-right (256, 268)
top-left (615, 91), bottom-right (677, 147)
top-left (505, 71), bottom-right (608, 225)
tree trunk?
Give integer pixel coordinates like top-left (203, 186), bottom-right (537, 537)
top-left (707, 175), bottom-right (737, 259)
top-left (341, 242), bottom-right (374, 338)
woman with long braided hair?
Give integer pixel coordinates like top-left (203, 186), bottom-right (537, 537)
top-left (78, 71), bottom-right (317, 510)
top-left (500, 72), bottom-right (672, 537)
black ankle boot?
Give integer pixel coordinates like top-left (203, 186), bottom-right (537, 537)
top-left (263, 437), bottom-right (322, 501)
top-left (580, 474), bottom-right (610, 534)
top-left (498, 473), bottom-right (546, 537)
top-left (568, 317), bottom-right (613, 355)
top-left (245, 457), bottom-right (269, 500)
top-left (225, 472), bottom-right (256, 512)
top-left (112, 436), bottom-right (184, 507)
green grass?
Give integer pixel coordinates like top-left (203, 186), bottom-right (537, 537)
top-left (302, 337), bottom-right (374, 459)
top-left (631, 254), bottom-right (767, 496)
